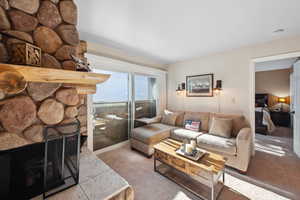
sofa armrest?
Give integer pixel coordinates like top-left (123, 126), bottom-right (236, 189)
top-left (237, 127), bottom-right (251, 142)
top-left (135, 116), bottom-right (162, 124)
top-left (235, 127), bottom-right (252, 172)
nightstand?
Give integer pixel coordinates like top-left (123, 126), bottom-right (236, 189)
top-left (270, 111), bottom-right (291, 127)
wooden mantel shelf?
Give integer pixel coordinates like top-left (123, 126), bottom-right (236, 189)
top-left (0, 63), bottom-right (110, 85)
top-left (0, 64), bottom-right (110, 94)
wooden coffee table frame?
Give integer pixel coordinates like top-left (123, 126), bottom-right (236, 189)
top-left (153, 139), bottom-right (226, 200)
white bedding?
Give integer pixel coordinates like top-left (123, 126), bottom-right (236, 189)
top-left (255, 107), bottom-right (276, 133)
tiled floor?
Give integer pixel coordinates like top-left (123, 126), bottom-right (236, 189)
top-left (99, 127), bottom-right (300, 200)
top-left (32, 147), bottom-right (130, 200)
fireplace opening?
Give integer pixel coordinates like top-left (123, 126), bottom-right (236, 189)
top-left (0, 120), bottom-right (81, 200)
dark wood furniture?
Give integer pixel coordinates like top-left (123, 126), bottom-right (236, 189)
top-left (255, 94), bottom-right (269, 135)
top-left (271, 111), bottom-right (291, 127)
top-left (255, 111), bottom-right (268, 135)
top-left (255, 93), bottom-right (269, 107)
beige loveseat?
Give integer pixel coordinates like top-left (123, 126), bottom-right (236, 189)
top-left (130, 111), bottom-right (252, 172)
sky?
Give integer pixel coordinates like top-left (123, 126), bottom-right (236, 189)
top-left (93, 70), bottom-right (150, 103)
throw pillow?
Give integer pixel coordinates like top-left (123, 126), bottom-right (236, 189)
top-left (209, 117), bottom-right (233, 138)
top-left (184, 120), bottom-right (201, 132)
top-left (183, 112), bottom-right (210, 132)
top-left (175, 111), bottom-right (185, 127)
top-left (161, 110), bottom-right (178, 126)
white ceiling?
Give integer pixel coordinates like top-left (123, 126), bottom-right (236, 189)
top-left (76, 0), bottom-right (300, 64)
top-left (256, 58), bottom-right (298, 72)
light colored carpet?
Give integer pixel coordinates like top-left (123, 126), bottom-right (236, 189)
top-left (98, 127), bottom-right (300, 200)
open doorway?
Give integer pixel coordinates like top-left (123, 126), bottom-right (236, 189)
top-left (234, 55), bottom-right (300, 199)
top-left (254, 57), bottom-right (298, 156)
top-left (255, 59), bottom-right (293, 135)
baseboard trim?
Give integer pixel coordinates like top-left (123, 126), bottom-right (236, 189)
top-left (94, 140), bottom-right (130, 155)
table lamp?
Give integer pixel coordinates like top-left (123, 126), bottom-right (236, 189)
top-left (278, 97), bottom-right (286, 111)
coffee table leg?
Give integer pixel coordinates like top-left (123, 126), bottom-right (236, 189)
top-left (154, 158), bottom-right (157, 172)
top-left (211, 182), bottom-right (214, 200)
top-left (222, 170), bottom-right (225, 183)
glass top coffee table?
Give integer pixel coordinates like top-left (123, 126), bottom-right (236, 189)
top-left (153, 139), bottom-right (226, 200)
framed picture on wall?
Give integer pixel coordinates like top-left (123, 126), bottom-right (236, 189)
top-left (186, 74), bottom-right (214, 97)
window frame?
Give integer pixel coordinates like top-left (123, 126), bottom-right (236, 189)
top-left (86, 53), bottom-right (167, 152)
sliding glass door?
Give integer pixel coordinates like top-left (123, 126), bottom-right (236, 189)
top-left (92, 70), bottom-right (158, 151)
top-left (134, 74), bottom-right (158, 127)
top-left (92, 70), bottom-right (131, 150)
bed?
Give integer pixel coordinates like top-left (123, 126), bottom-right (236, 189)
top-left (255, 94), bottom-right (276, 134)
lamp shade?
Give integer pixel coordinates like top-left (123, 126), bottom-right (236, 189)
top-left (214, 80), bottom-right (222, 91)
top-left (278, 97), bottom-right (286, 103)
top-left (216, 80), bottom-right (222, 89)
top-left (181, 82), bottom-right (186, 90)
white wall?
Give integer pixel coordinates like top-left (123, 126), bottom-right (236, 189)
top-left (255, 69), bottom-right (290, 97)
top-left (167, 35), bottom-right (300, 122)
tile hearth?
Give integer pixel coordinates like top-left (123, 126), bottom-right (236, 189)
top-left (32, 147), bottom-right (131, 200)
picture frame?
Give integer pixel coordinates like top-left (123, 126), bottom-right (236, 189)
top-left (186, 74), bottom-right (214, 97)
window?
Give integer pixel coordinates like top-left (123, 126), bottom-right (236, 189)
top-left (93, 69), bottom-right (129, 103)
top-left (134, 75), bottom-right (158, 123)
top-left (134, 75), bottom-right (157, 101)
top-left (87, 53), bottom-right (167, 152)
top-left (92, 70), bottom-right (130, 150)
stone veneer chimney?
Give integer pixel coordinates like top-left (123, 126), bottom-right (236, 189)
top-left (0, 0), bottom-right (88, 150)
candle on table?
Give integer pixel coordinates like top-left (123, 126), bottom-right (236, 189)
top-left (190, 140), bottom-right (196, 149)
top-left (185, 144), bottom-right (193, 154)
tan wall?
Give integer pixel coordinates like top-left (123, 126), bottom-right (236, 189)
top-left (87, 42), bottom-right (167, 70)
top-left (255, 69), bottom-right (290, 97)
top-left (167, 35), bottom-right (300, 121)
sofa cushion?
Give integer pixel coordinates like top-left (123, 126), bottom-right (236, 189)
top-left (175, 111), bottom-right (185, 127)
top-left (131, 123), bottom-right (175, 145)
top-left (161, 110), bottom-right (179, 126)
top-left (209, 113), bottom-right (249, 137)
top-left (170, 128), bottom-right (203, 142)
top-left (183, 112), bottom-right (210, 132)
top-left (136, 116), bottom-right (162, 125)
top-left (197, 134), bottom-right (237, 156)
top-left (209, 117), bottom-right (233, 138)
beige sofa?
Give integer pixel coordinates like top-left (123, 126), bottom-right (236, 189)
top-left (131, 111), bottom-right (252, 172)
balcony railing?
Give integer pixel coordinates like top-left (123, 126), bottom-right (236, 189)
top-left (93, 100), bottom-right (156, 150)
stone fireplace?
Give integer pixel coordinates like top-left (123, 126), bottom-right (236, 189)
top-left (0, 0), bottom-right (89, 198)
top-left (0, 0), bottom-right (88, 150)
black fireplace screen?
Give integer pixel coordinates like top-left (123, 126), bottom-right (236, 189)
top-left (43, 120), bottom-right (81, 199)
